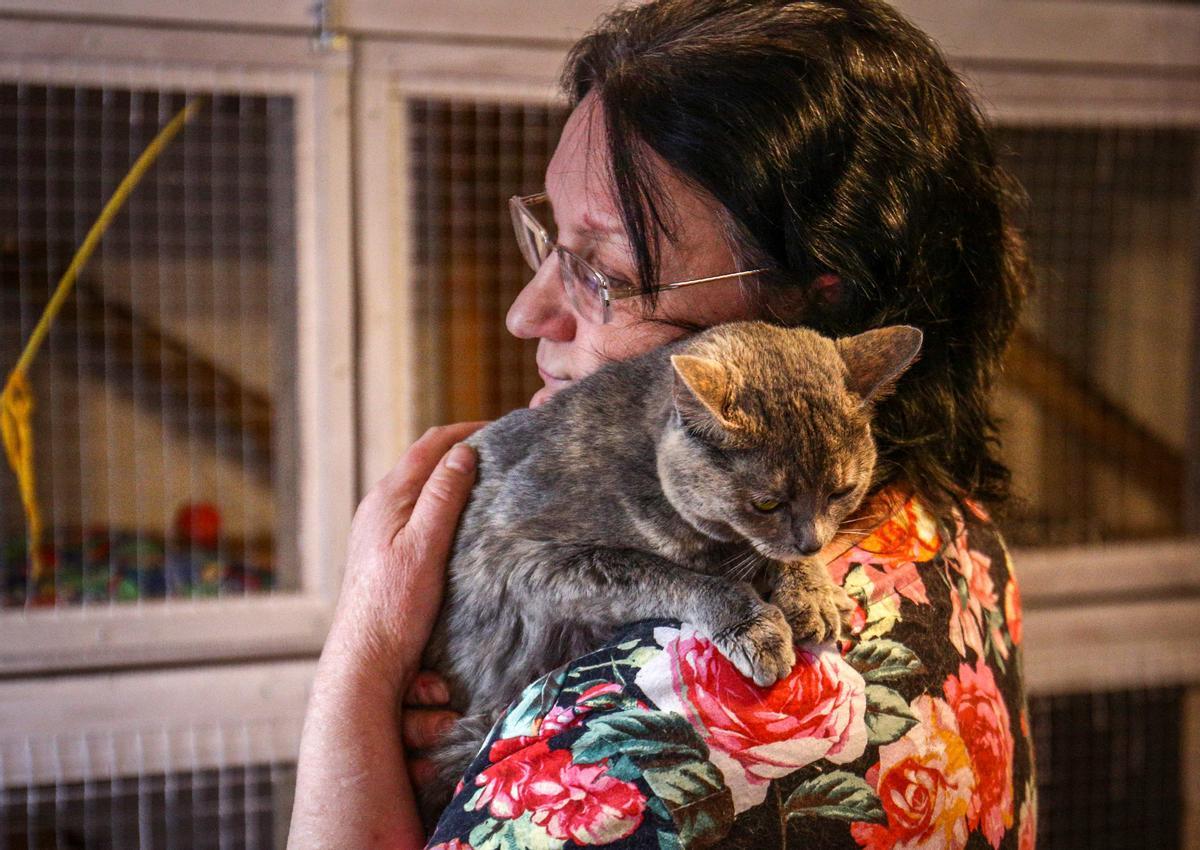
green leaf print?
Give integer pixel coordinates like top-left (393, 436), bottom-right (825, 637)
top-left (642, 760), bottom-right (734, 850)
top-left (571, 710), bottom-right (708, 765)
top-left (864, 683), bottom-right (918, 745)
top-left (845, 638), bottom-right (923, 683)
top-left (468, 811), bottom-right (563, 850)
top-left (782, 770), bottom-right (886, 824)
top-left (657, 829), bottom-right (683, 850)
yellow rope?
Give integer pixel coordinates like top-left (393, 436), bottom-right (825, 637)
top-left (1, 98), bottom-right (205, 584)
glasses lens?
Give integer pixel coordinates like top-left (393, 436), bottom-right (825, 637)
top-left (558, 249), bottom-right (608, 324)
top-left (510, 198), bottom-right (552, 272)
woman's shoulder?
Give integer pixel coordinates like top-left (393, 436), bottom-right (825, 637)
top-left (427, 491), bottom-right (1038, 849)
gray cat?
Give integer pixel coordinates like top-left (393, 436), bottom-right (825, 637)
top-left (420, 320), bottom-right (922, 815)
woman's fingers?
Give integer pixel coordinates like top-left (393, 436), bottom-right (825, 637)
top-left (400, 443), bottom-right (477, 553)
top-left (404, 671), bottom-right (451, 706)
top-left (402, 708), bottom-right (462, 750)
top-left (407, 756), bottom-right (439, 791)
top-left (359, 422), bottom-right (488, 534)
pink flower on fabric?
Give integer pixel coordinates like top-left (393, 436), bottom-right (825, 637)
top-left (475, 739), bottom-right (568, 819)
top-left (524, 758), bottom-right (646, 844)
top-left (945, 661), bottom-right (1015, 848)
top-left (851, 696), bottom-right (975, 850)
top-left (473, 738), bottom-right (646, 843)
top-left (636, 625), bottom-right (867, 812)
top-left (427, 841), bottom-right (473, 850)
top-left (947, 516), bottom-right (1002, 659)
top-left (1017, 780), bottom-right (1038, 850)
top-left (1005, 579), bottom-right (1023, 646)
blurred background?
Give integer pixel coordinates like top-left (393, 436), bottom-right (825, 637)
top-left (0, 0), bottom-right (1197, 846)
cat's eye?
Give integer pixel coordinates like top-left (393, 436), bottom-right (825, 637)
top-left (830, 486), bottom-right (855, 501)
top-left (751, 498), bottom-right (782, 513)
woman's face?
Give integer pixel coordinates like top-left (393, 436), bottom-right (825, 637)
top-left (506, 92), bottom-right (763, 408)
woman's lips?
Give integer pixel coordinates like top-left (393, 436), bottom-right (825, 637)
top-left (532, 367), bottom-right (572, 408)
top-left (537, 366), bottom-right (571, 386)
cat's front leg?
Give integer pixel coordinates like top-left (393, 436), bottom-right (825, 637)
top-left (532, 546), bottom-right (796, 687)
top-left (703, 584), bottom-right (796, 687)
top-left (771, 558), bottom-right (856, 644)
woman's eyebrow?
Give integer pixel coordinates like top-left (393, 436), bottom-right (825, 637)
top-left (544, 187), bottom-right (624, 240)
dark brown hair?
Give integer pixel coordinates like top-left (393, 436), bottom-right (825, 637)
top-left (560, 0), bottom-right (1032, 515)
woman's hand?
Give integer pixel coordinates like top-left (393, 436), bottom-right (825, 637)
top-left (323, 422), bottom-right (486, 691)
top-left (290, 422), bottom-right (484, 850)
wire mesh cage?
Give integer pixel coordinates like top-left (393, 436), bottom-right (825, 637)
top-left (993, 125), bottom-right (1199, 547)
top-left (0, 83), bottom-right (301, 609)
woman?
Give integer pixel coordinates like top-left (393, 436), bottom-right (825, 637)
top-left (290, 1), bottom-right (1037, 847)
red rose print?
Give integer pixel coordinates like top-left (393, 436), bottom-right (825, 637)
top-left (525, 758), bottom-right (646, 844)
top-left (427, 841), bottom-right (472, 850)
top-left (945, 660), bottom-right (1014, 848)
top-left (473, 738), bottom-right (645, 843)
top-left (476, 739), bottom-right (570, 818)
top-left (852, 695), bottom-right (975, 850)
top-left (637, 626), bottom-right (867, 812)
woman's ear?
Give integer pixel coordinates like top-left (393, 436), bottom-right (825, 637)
top-left (835, 325), bottom-right (924, 402)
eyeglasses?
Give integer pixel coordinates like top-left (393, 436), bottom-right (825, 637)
top-left (509, 192), bottom-right (768, 325)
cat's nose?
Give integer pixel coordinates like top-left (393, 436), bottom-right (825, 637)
top-left (793, 526), bottom-right (822, 556)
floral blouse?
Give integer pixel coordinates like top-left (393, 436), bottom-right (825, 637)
top-left (426, 490), bottom-right (1037, 850)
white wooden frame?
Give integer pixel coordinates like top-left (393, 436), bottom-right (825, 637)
top-left (0, 19), bottom-right (356, 673)
top-left (2, 0), bottom-right (1198, 75)
top-left (0, 5), bottom-right (1197, 836)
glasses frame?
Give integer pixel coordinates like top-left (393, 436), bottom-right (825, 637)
top-left (509, 192), bottom-right (768, 324)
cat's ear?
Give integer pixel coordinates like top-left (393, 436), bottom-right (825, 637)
top-left (835, 325), bottom-right (923, 402)
top-left (670, 354), bottom-right (739, 431)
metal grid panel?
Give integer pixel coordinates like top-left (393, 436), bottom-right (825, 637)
top-left (1030, 686), bottom-right (1184, 849)
top-left (0, 83), bottom-right (300, 607)
top-left (993, 125), bottom-right (1198, 546)
top-left (407, 97), bottom-right (568, 428)
top-left (1, 761), bottom-right (296, 850)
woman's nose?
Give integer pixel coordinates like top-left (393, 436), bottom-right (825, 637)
top-left (505, 256), bottom-right (576, 342)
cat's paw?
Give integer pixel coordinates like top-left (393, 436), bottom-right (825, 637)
top-left (711, 603), bottom-right (796, 687)
top-left (779, 584), bottom-right (855, 645)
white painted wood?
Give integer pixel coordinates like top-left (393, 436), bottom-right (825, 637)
top-left (0, 659), bottom-right (316, 788)
top-left (892, 0), bottom-right (1200, 71)
top-left (0, 36), bottom-right (354, 672)
top-left (4, 0), bottom-right (1198, 73)
top-left (295, 57), bottom-right (357, 600)
top-left (356, 37), bottom-right (568, 100)
top-left (0, 16), bottom-right (340, 70)
top-left (1013, 538), bottom-right (1200, 603)
top-left (355, 64), bottom-right (416, 489)
top-left (1022, 597), bottom-right (1200, 695)
top-left (961, 63), bottom-right (1200, 127)
top-left (0, 598), bottom-right (329, 673)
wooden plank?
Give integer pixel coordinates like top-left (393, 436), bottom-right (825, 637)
top-left (2, 0), bottom-right (1197, 72)
top-left (1022, 597), bottom-right (1200, 695)
top-left (1014, 538), bottom-right (1200, 603)
top-left (0, 659), bottom-right (315, 787)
